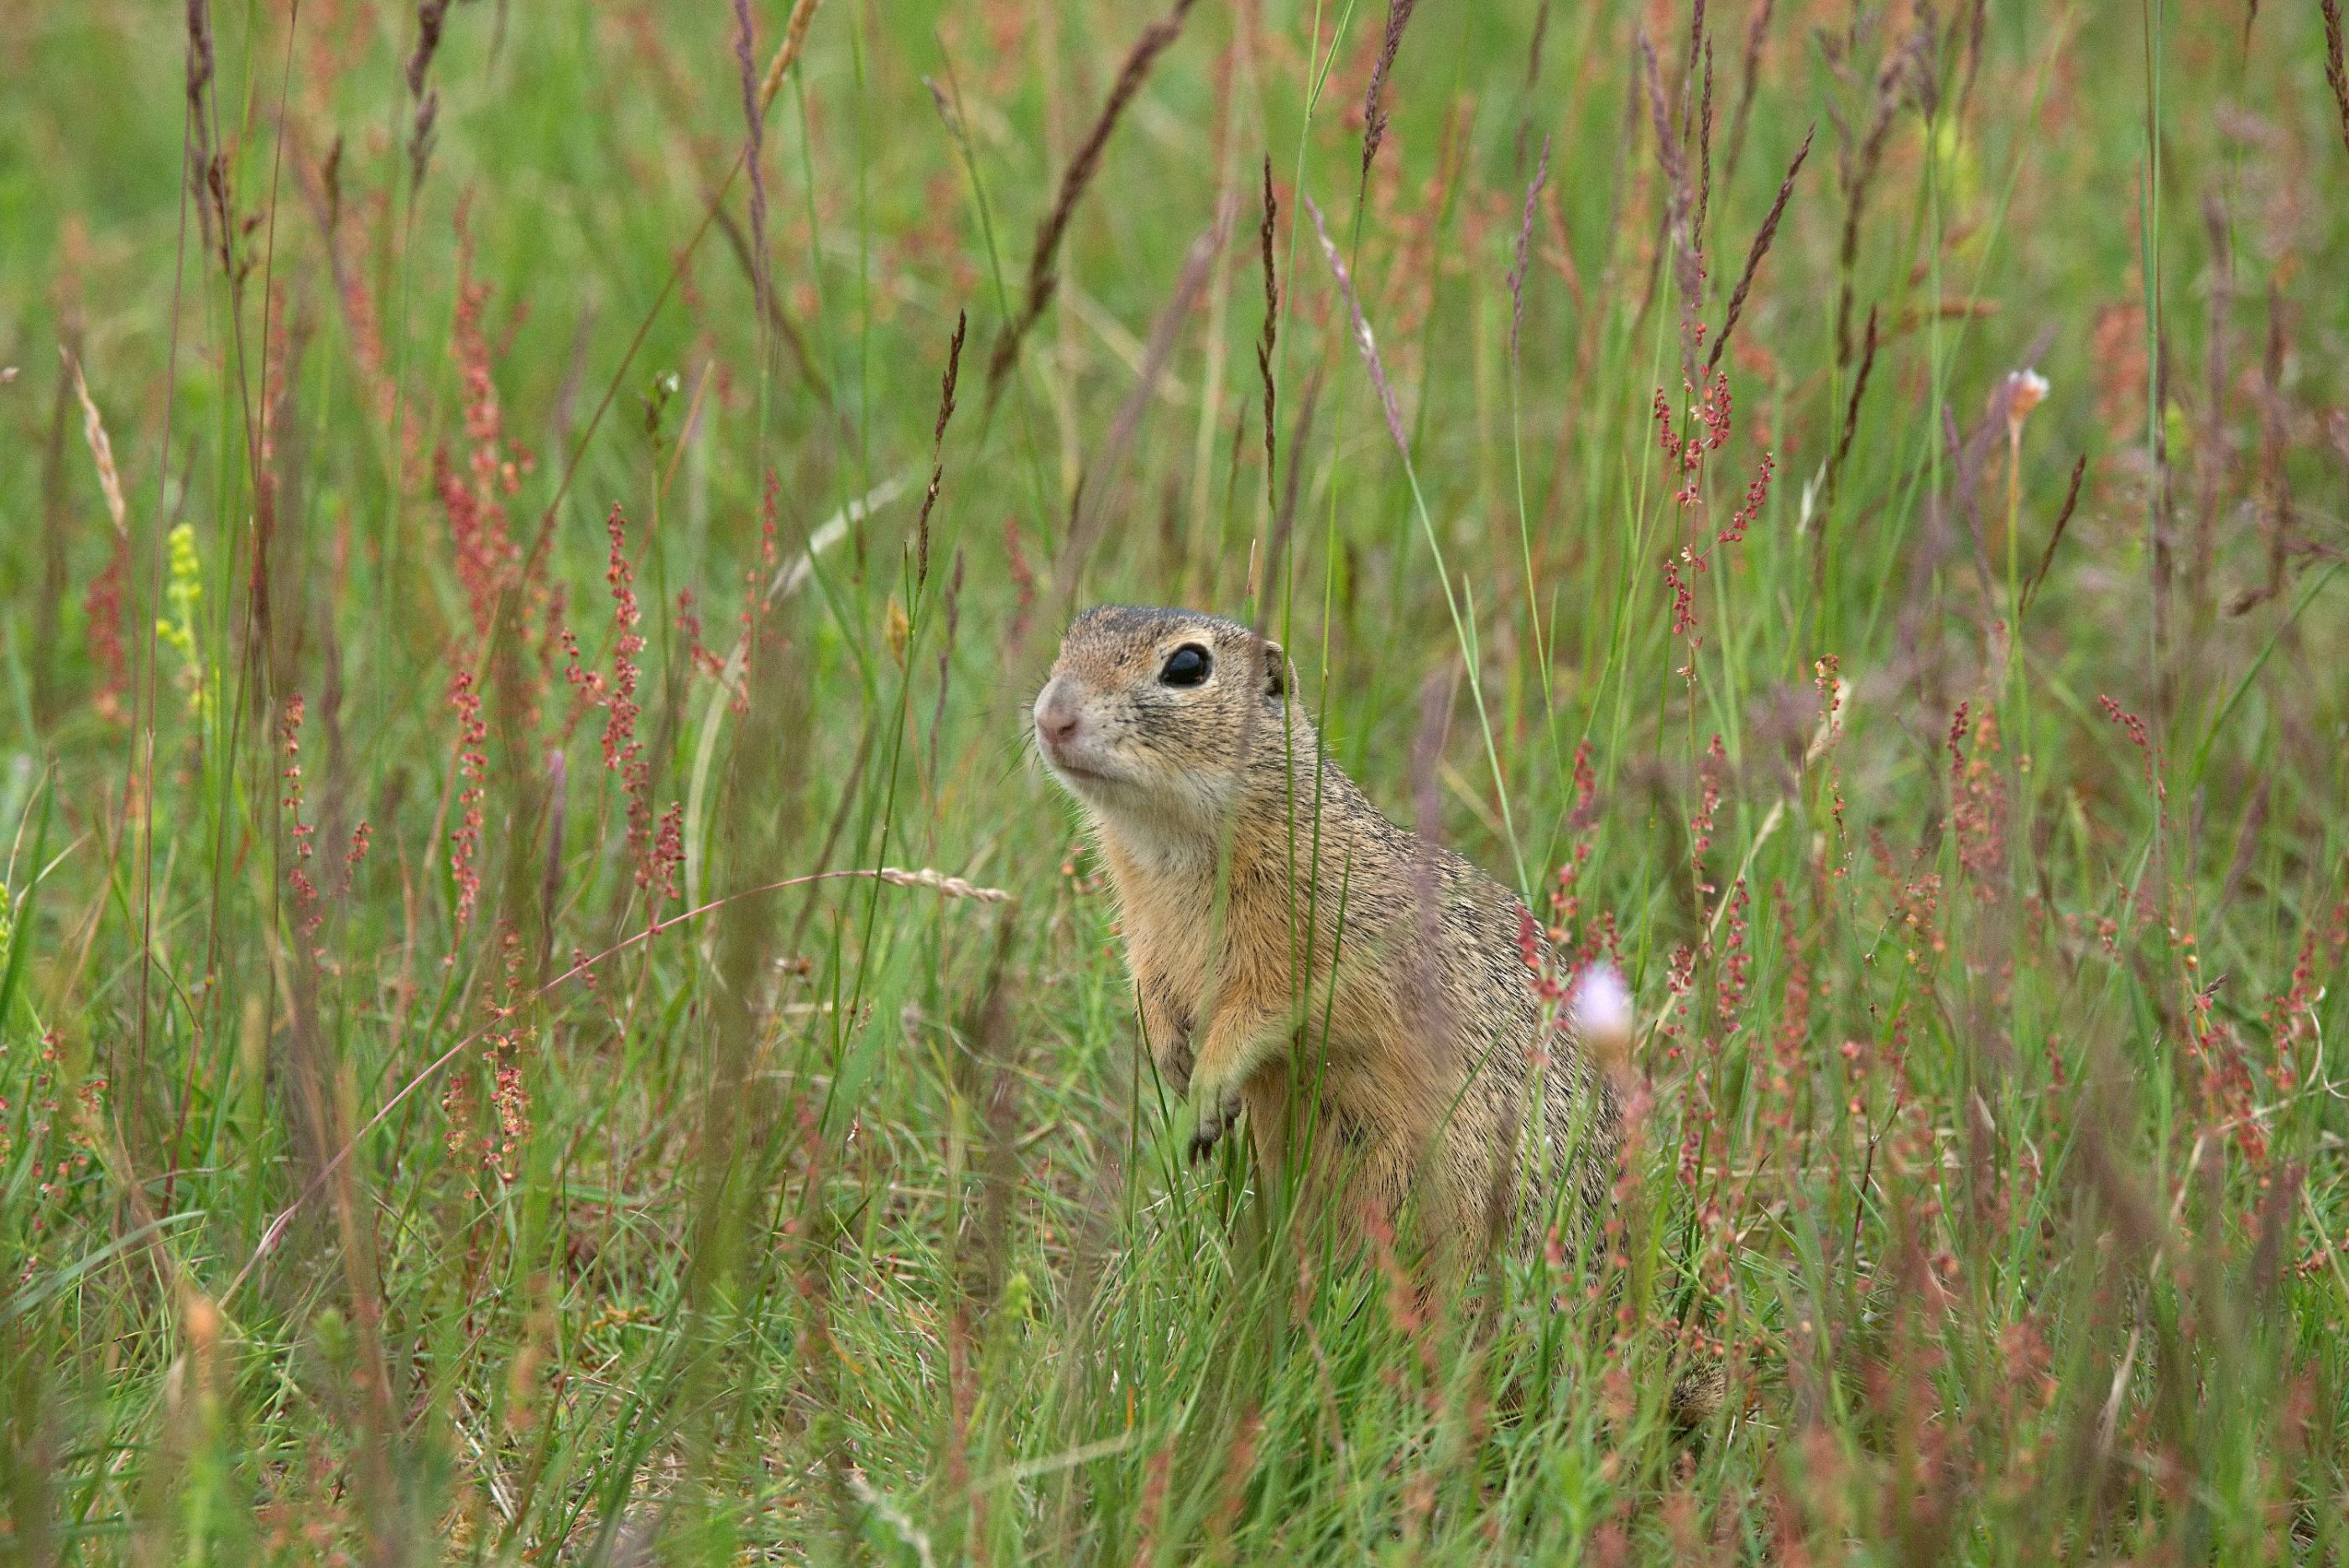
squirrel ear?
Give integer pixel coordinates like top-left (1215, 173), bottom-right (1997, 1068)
top-left (1261, 641), bottom-right (1286, 698)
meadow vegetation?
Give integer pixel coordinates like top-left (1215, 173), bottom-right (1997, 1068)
top-left (2, 0), bottom-right (2348, 1560)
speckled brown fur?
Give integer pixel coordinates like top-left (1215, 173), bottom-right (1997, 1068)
top-left (1032, 606), bottom-right (1622, 1273)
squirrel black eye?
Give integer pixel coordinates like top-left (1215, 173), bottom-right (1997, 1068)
top-left (1159, 643), bottom-right (1211, 687)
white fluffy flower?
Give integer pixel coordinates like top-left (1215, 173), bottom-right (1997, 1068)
top-left (1570, 962), bottom-right (1635, 1060)
top-left (2002, 367), bottom-right (2050, 438)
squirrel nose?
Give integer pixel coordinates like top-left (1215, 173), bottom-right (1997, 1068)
top-left (1034, 678), bottom-right (1084, 748)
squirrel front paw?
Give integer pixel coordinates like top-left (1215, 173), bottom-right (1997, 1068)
top-left (1186, 1074), bottom-right (1243, 1162)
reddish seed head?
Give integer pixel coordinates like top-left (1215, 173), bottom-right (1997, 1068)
top-left (447, 670), bottom-right (488, 936)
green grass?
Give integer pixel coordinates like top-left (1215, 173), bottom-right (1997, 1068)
top-left (3, 0), bottom-right (2347, 1560)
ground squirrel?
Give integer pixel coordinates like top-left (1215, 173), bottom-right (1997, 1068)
top-left (1031, 605), bottom-right (1624, 1272)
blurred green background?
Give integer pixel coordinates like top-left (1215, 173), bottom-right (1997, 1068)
top-left (1, 0), bottom-right (2346, 1560)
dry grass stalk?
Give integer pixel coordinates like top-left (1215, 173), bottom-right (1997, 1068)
top-left (914, 310), bottom-right (967, 590)
top-left (986, 0), bottom-right (1204, 399)
top-left (185, 0), bottom-right (228, 268)
top-left (733, 0), bottom-right (769, 321)
top-left (757, 0), bottom-right (826, 117)
top-left (1508, 134), bottom-right (1553, 365)
top-left (761, 0), bottom-right (826, 119)
top-left (873, 867), bottom-right (1012, 904)
top-left (64, 348), bottom-right (128, 538)
top-left (1361, 0), bottom-right (1422, 178)
top-left (1257, 156), bottom-right (1279, 518)
top-left (1304, 193), bottom-right (1407, 456)
top-left (407, 0), bottom-right (454, 186)
top-left (1695, 39), bottom-right (1716, 244)
top-left (183, 0), bottom-right (214, 115)
top-left (1677, 0), bottom-right (1711, 132)
top-left (1707, 122), bottom-right (1812, 374)
top-left (2021, 455), bottom-right (2088, 612)
top-left (1638, 32), bottom-right (1687, 202)
top-left (405, 0), bottom-right (451, 96)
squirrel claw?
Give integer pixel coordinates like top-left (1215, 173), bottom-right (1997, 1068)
top-left (1188, 1092), bottom-right (1240, 1161)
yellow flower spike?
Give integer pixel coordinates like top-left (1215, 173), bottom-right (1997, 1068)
top-left (157, 523), bottom-right (208, 719)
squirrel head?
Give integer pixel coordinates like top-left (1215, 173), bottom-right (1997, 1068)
top-left (1034, 605), bottom-right (1299, 847)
